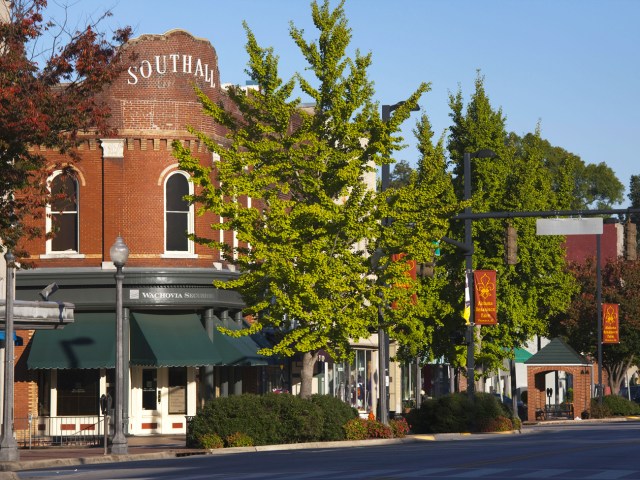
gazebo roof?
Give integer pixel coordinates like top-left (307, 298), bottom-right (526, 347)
top-left (524, 337), bottom-right (590, 366)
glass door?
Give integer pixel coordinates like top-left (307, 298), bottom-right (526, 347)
top-left (141, 368), bottom-right (158, 412)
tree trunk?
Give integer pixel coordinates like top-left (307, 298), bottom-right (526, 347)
top-left (299, 351), bottom-right (317, 399)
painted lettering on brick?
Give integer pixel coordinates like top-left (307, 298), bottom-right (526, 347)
top-left (127, 54), bottom-right (216, 88)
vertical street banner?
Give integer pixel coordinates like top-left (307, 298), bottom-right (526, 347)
top-left (474, 270), bottom-right (497, 325)
top-left (463, 271), bottom-right (471, 325)
top-left (390, 253), bottom-right (417, 308)
top-left (602, 303), bottom-right (620, 344)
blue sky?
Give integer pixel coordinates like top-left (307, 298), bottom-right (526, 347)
top-left (45, 0), bottom-right (639, 206)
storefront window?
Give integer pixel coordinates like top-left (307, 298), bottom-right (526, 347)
top-left (56, 369), bottom-right (99, 416)
top-left (168, 367), bottom-right (187, 414)
top-left (331, 349), bottom-right (374, 413)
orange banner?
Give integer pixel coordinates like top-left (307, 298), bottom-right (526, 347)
top-left (474, 270), bottom-right (497, 325)
top-left (602, 303), bottom-right (620, 344)
top-left (390, 253), bottom-right (417, 309)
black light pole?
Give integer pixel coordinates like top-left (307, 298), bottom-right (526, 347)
top-left (596, 234), bottom-right (603, 402)
top-left (110, 237), bottom-right (129, 455)
top-left (379, 101), bottom-right (419, 424)
top-left (463, 149), bottom-right (495, 398)
top-left (0, 250), bottom-right (18, 461)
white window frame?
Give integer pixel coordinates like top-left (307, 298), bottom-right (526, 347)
top-left (162, 170), bottom-right (197, 258)
top-left (42, 170), bottom-right (85, 259)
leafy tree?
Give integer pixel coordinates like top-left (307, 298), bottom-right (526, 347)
top-left (174, 0), bottom-right (455, 398)
top-left (444, 73), bottom-right (577, 389)
top-left (388, 159), bottom-right (413, 189)
top-left (629, 175), bottom-right (640, 224)
top-left (552, 257), bottom-right (640, 394)
top-left (0, 0), bottom-right (130, 250)
top-left (515, 133), bottom-right (624, 210)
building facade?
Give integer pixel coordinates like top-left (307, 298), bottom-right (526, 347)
top-left (9, 29), bottom-right (399, 440)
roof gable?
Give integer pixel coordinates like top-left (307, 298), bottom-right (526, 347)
top-left (524, 337), bottom-right (590, 366)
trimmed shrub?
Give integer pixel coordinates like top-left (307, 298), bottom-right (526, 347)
top-left (589, 399), bottom-right (611, 419)
top-left (196, 432), bottom-right (224, 449)
top-left (344, 418), bottom-right (368, 440)
top-left (365, 419), bottom-right (393, 439)
top-left (187, 393), bottom-right (359, 448)
top-left (476, 415), bottom-right (513, 433)
top-left (225, 431), bottom-right (254, 447)
top-left (310, 394), bottom-right (359, 441)
top-left (389, 417), bottom-right (410, 438)
top-left (596, 395), bottom-right (640, 416)
top-left (407, 392), bottom-right (512, 434)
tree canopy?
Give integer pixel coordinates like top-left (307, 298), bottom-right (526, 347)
top-left (442, 73), bottom-right (577, 385)
top-left (0, 0), bottom-right (130, 250)
top-left (174, 0), bottom-right (458, 398)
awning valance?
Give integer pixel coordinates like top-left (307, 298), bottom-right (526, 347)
top-left (130, 312), bottom-right (222, 367)
top-left (212, 317), bottom-right (269, 366)
top-left (27, 312), bottom-right (115, 369)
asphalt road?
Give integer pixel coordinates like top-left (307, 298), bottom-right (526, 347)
top-left (18, 421), bottom-right (640, 479)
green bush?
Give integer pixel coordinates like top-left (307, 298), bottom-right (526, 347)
top-left (196, 432), bottom-right (224, 449)
top-left (225, 431), bottom-right (254, 447)
top-left (476, 415), bottom-right (513, 433)
top-left (589, 399), bottom-right (611, 419)
top-left (310, 394), bottom-right (359, 441)
top-left (365, 419), bottom-right (393, 439)
top-left (594, 395), bottom-right (640, 416)
top-left (389, 417), bottom-right (410, 438)
top-left (344, 418), bottom-right (368, 440)
top-left (187, 393), bottom-right (360, 448)
top-left (407, 392), bottom-right (514, 434)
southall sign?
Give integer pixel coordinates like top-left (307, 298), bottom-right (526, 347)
top-left (127, 54), bottom-right (217, 88)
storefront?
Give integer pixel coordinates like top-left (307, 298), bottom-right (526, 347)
top-left (17, 268), bottom-right (271, 436)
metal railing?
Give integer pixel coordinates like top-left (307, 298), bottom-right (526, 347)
top-left (14, 415), bottom-right (109, 448)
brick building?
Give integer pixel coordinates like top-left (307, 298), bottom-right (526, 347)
top-left (12, 30), bottom-right (280, 438)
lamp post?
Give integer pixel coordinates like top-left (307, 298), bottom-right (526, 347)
top-left (110, 237), bottom-right (129, 455)
top-left (463, 149), bottom-right (496, 398)
top-left (378, 101), bottom-right (419, 424)
top-left (0, 250), bottom-right (18, 461)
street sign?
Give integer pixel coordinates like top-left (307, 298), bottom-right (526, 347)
top-left (0, 300), bottom-right (74, 329)
top-left (536, 218), bottom-right (603, 236)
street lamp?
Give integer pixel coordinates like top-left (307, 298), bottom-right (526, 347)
top-left (109, 236), bottom-right (129, 455)
top-left (378, 101), bottom-right (419, 424)
top-left (0, 250), bottom-right (18, 461)
top-left (463, 149), bottom-right (496, 398)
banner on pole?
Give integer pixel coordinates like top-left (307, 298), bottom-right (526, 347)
top-left (474, 270), bottom-right (497, 325)
top-left (602, 303), bottom-right (620, 344)
top-left (463, 272), bottom-right (471, 325)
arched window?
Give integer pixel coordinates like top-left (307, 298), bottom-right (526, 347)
top-left (47, 172), bottom-right (79, 253)
top-left (165, 172), bottom-right (193, 253)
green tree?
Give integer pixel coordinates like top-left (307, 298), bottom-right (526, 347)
top-left (388, 159), bottom-right (413, 189)
top-left (552, 257), bottom-right (640, 394)
top-left (516, 134), bottom-right (624, 210)
top-left (173, 0), bottom-right (450, 398)
top-left (444, 73), bottom-right (576, 388)
top-left (629, 175), bottom-right (640, 224)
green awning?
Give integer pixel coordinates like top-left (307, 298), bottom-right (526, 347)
top-left (130, 312), bottom-right (222, 367)
top-left (212, 318), bottom-right (269, 366)
top-left (27, 312), bottom-right (115, 369)
top-left (515, 348), bottom-right (533, 363)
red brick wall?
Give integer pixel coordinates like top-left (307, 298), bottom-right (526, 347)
top-left (526, 366), bottom-right (592, 421)
top-left (19, 30), bottom-right (252, 269)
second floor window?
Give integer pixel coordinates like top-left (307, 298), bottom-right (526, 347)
top-left (165, 172), bottom-right (193, 253)
top-left (48, 173), bottom-right (79, 253)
